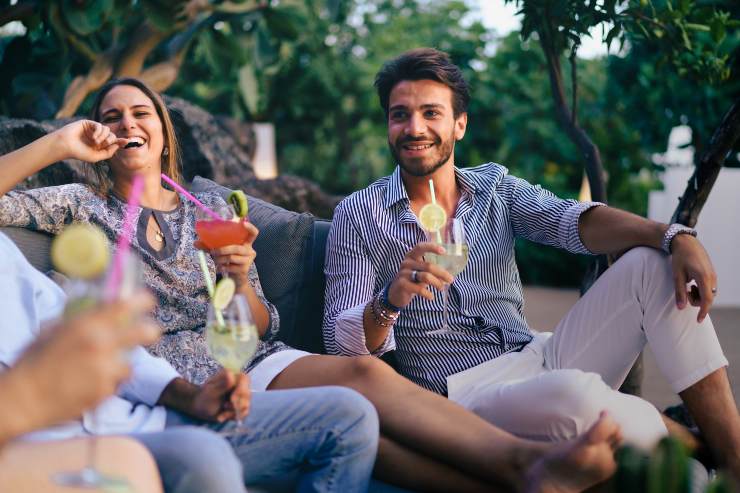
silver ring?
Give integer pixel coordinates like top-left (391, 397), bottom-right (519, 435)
top-left (711, 287), bottom-right (718, 294)
top-left (411, 270), bottom-right (420, 283)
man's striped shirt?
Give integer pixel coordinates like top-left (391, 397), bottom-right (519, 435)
top-left (323, 163), bottom-right (601, 395)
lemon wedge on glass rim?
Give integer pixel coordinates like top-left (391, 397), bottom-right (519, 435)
top-left (51, 223), bottom-right (111, 280)
top-left (418, 203), bottom-right (447, 233)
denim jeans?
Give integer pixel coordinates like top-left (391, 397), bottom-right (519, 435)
top-left (135, 386), bottom-right (379, 493)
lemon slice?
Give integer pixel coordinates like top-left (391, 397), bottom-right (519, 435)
top-left (212, 277), bottom-right (236, 310)
top-left (51, 223), bottom-right (110, 280)
top-left (419, 203), bottom-right (447, 232)
top-left (228, 190), bottom-right (249, 218)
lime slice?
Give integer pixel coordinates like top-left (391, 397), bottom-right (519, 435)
top-left (212, 277), bottom-right (236, 310)
top-left (419, 203), bottom-right (447, 232)
top-left (51, 223), bottom-right (110, 280)
top-left (228, 190), bottom-right (249, 218)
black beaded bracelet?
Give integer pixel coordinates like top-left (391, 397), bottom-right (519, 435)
top-left (380, 284), bottom-right (402, 313)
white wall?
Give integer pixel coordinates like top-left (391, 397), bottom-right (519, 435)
top-left (648, 167), bottom-right (740, 307)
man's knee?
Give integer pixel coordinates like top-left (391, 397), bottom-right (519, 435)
top-left (619, 246), bottom-right (669, 275)
top-left (154, 427), bottom-right (245, 493)
top-left (320, 386), bottom-right (380, 450)
top-left (539, 370), bottom-right (611, 435)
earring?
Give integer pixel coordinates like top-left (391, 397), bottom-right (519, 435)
top-left (163, 147), bottom-right (169, 156)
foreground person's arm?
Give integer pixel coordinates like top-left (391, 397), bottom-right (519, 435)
top-left (0, 120), bottom-right (125, 197)
top-left (0, 293), bottom-right (159, 448)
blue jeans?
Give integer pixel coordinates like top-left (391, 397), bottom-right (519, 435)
top-left (135, 386), bottom-right (379, 493)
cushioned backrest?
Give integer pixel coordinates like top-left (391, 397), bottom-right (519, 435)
top-left (190, 176), bottom-right (316, 349)
top-left (290, 219), bottom-right (331, 354)
top-left (0, 227), bottom-right (53, 273)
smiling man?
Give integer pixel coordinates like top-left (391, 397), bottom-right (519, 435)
top-left (323, 47), bottom-right (740, 477)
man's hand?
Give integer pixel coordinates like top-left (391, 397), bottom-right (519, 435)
top-left (670, 234), bottom-right (717, 323)
top-left (387, 242), bottom-right (454, 309)
top-left (188, 370), bottom-right (251, 423)
top-left (5, 291), bottom-right (159, 432)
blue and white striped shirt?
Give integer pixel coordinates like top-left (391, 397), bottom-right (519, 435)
top-left (323, 163), bottom-right (602, 395)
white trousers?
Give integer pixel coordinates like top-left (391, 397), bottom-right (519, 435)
top-left (447, 247), bottom-right (728, 450)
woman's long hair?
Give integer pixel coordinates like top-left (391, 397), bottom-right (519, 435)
top-left (88, 77), bottom-right (182, 196)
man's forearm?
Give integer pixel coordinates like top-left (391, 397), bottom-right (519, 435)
top-left (156, 377), bottom-right (199, 417)
top-left (578, 206), bottom-right (668, 255)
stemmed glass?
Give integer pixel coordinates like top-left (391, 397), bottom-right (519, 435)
top-left (205, 293), bottom-right (259, 436)
top-left (194, 204), bottom-right (248, 253)
top-left (425, 217), bottom-right (468, 335)
top-left (53, 253), bottom-right (143, 490)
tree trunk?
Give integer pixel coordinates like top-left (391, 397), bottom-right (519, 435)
top-left (671, 98), bottom-right (740, 226)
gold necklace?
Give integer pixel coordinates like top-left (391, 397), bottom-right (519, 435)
top-left (148, 219), bottom-right (165, 243)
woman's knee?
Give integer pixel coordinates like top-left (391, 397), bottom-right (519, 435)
top-left (344, 355), bottom-right (395, 384)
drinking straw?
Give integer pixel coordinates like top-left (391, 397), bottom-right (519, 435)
top-left (197, 250), bottom-right (225, 326)
top-left (104, 174), bottom-right (144, 301)
top-left (160, 173), bottom-right (221, 221)
top-left (197, 251), bottom-right (214, 297)
top-left (428, 179), bottom-right (443, 244)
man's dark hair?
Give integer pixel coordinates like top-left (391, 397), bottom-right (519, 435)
top-left (374, 48), bottom-right (470, 118)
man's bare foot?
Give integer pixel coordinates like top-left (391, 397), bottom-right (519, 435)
top-left (525, 412), bottom-right (622, 493)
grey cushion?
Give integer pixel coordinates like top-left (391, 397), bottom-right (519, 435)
top-left (190, 176), bottom-right (315, 348)
top-left (0, 227), bottom-right (53, 273)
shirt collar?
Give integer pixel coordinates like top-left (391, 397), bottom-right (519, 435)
top-left (383, 165), bottom-right (481, 211)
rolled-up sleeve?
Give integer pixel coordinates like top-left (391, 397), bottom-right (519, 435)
top-left (503, 175), bottom-right (604, 254)
top-left (0, 185), bottom-right (85, 233)
top-left (119, 347), bottom-right (180, 406)
top-left (323, 201), bottom-right (395, 357)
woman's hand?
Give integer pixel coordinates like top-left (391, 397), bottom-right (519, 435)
top-left (198, 222), bottom-right (259, 290)
top-left (56, 120), bottom-right (127, 164)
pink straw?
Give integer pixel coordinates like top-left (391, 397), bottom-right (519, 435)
top-left (104, 174), bottom-right (144, 301)
top-left (160, 173), bottom-right (221, 221)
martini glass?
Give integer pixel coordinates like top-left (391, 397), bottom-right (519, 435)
top-left (425, 217), bottom-right (468, 335)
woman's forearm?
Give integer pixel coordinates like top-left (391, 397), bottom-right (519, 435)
top-left (0, 131), bottom-right (68, 197)
top-left (238, 282), bottom-right (271, 337)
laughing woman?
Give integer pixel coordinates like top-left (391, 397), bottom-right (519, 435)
top-left (0, 77), bottom-right (620, 493)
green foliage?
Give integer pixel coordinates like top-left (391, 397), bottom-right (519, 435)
top-left (616, 437), bottom-right (735, 493)
top-left (1, 0), bottom-right (738, 286)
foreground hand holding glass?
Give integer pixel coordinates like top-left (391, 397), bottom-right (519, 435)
top-left (50, 223), bottom-right (137, 490)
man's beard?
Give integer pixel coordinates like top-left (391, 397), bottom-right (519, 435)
top-left (389, 132), bottom-right (455, 177)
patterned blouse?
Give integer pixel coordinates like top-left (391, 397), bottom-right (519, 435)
top-left (0, 184), bottom-right (290, 384)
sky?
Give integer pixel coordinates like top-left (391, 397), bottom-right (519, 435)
top-left (472, 0), bottom-right (610, 59)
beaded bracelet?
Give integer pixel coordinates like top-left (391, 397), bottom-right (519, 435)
top-left (370, 292), bottom-right (399, 327)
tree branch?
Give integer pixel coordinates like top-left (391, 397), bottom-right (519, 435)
top-left (55, 50), bottom-right (117, 118)
top-left (569, 48), bottom-right (578, 126)
top-left (114, 23), bottom-right (170, 78)
top-left (671, 98), bottom-right (740, 227)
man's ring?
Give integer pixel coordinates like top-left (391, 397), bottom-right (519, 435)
top-left (712, 287), bottom-right (718, 294)
top-left (411, 270), bottom-right (420, 283)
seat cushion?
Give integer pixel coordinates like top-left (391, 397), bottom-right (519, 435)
top-left (0, 227), bottom-right (53, 274)
top-left (190, 176), bottom-right (316, 349)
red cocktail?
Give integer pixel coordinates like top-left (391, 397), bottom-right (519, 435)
top-left (196, 219), bottom-right (249, 249)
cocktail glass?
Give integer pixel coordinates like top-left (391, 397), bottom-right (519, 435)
top-left (425, 217), bottom-right (468, 335)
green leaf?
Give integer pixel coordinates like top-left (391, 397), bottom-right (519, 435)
top-left (238, 63), bottom-right (260, 116)
top-left (678, 0), bottom-right (690, 15)
top-left (60, 0), bottom-right (114, 36)
top-left (263, 7), bottom-right (302, 41)
top-left (142, 0), bottom-right (176, 33)
top-left (254, 21), bottom-right (280, 68)
top-left (710, 17), bottom-right (726, 44)
top-left (605, 24), bottom-right (621, 49)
